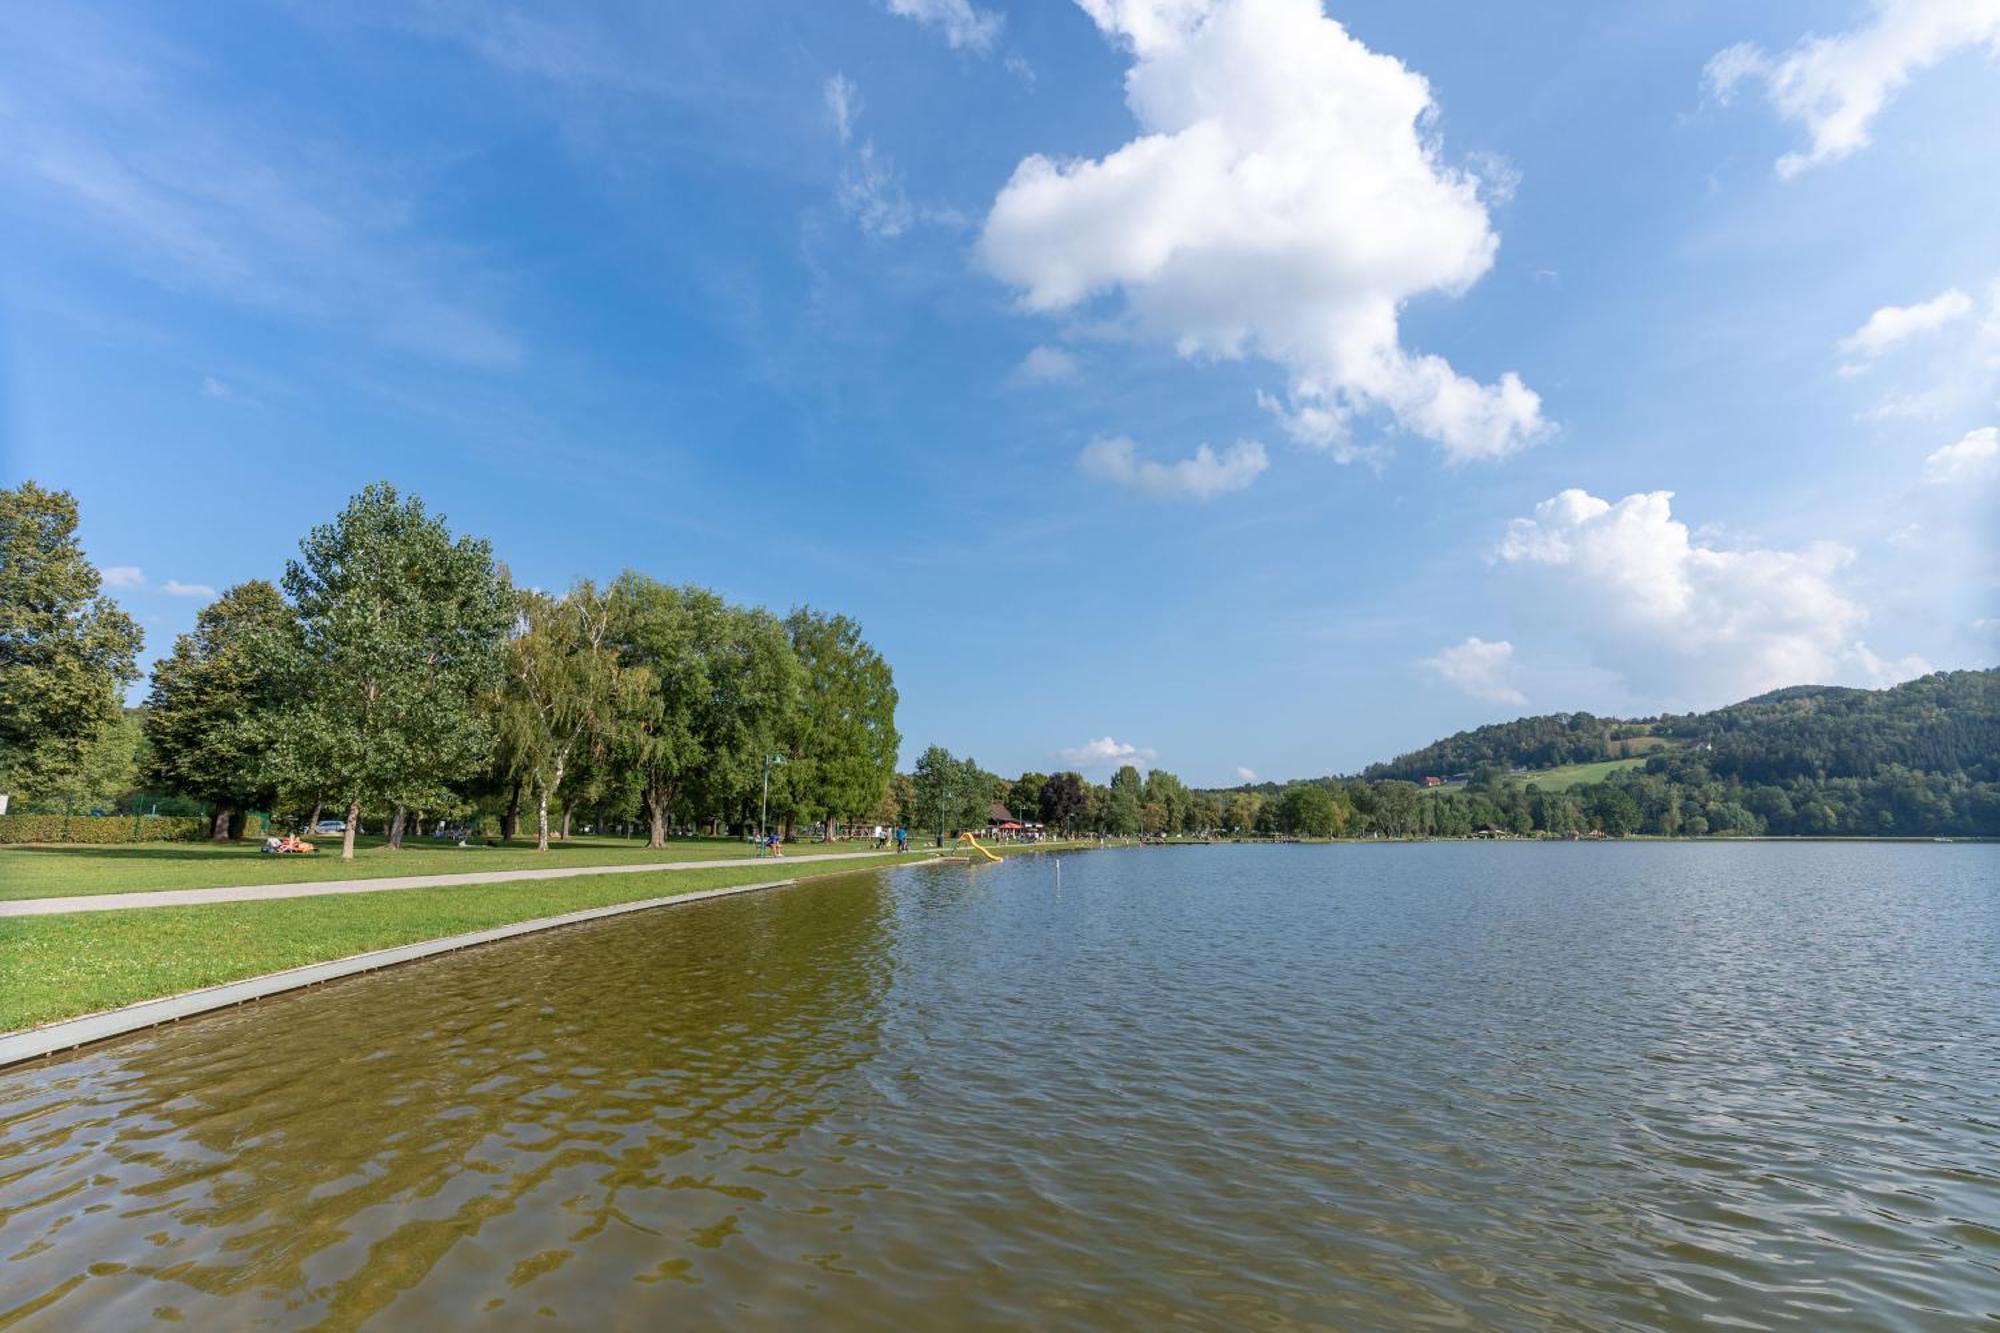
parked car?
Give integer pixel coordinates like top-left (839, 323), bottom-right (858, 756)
top-left (311, 819), bottom-right (347, 835)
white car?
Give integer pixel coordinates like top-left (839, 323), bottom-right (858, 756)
top-left (312, 819), bottom-right (347, 835)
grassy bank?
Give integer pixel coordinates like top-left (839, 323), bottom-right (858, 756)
top-left (0, 842), bottom-right (1087, 1032)
top-left (0, 833), bottom-right (880, 902)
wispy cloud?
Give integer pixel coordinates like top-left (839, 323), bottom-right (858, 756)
top-left (0, 7), bottom-right (522, 369)
top-left (1009, 344), bottom-right (1079, 386)
top-left (1706, 1), bottom-right (2000, 178)
top-left (883, 0), bottom-right (1002, 52)
top-left (101, 565), bottom-right (144, 589)
top-left (1235, 766), bottom-right (1258, 782)
top-left (162, 579), bottom-right (217, 598)
top-left (824, 74), bottom-right (860, 144)
top-left (1838, 288), bottom-right (1974, 369)
top-left (1079, 436), bottom-right (1268, 501)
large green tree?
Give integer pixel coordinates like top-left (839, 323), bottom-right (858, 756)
top-left (143, 580), bottom-right (301, 839)
top-left (1037, 770), bottom-right (1085, 834)
top-left (1278, 783), bottom-right (1339, 837)
top-left (911, 745), bottom-right (989, 846)
top-left (777, 607), bottom-right (900, 839)
top-left (0, 481), bottom-right (142, 804)
top-left (609, 574), bottom-right (802, 846)
top-left (1106, 764), bottom-right (1144, 835)
top-left (284, 484), bottom-right (510, 859)
top-left (500, 582), bottom-right (649, 852)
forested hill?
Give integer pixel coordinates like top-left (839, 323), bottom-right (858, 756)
top-left (1366, 669), bottom-right (1998, 785)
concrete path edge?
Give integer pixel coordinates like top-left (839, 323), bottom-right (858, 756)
top-left (0, 872), bottom-right (809, 1072)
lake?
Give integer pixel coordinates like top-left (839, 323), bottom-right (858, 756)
top-left (1, 843), bottom-right (1995, 1329)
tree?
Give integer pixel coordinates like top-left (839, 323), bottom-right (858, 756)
top-left (1106, 764), bottom-right (1143, 835)
top-left (500, 582), bottom-right (648, 852)
top-left (284, 484), bottom-right (510, 859)
top-left (1278, 783), bottom-right (1339, 837)
top-left (1142, 768), bottom-right (1190, 833)
top-left (143, 581), bottom-right (301, 839)
top-left (778, 608), bottom-right (900, 839)
top-left (1226, 791), bottom-right (1262, 834)
top-left (1009, 771), bottom-right (1048, 822)
top-left (912, 745), bottom-right (988, 845)
top-left (0, 481), bottom-right (142, 803)
top-left (609, 575), bottom-right (802, 846)
top-left (1038, 771), bottom-right (1085, 834)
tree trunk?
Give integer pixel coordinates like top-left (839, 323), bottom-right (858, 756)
top-left (341, 799), bottom-right (361, 860)
top-left (644, 788), bottom-right (667, 849)
top-left (502, 780), bottom-right (521, 841)
top-left (210, 804), bottom-right (234, 842)
top-left (388, 805), bottom-right (406, 850)
top-left (306, 799), bottom-right (322, 833)
top-left (825, 816), bottom-right (837, 843)
top-left (536, 783), bottom-right (552, 852)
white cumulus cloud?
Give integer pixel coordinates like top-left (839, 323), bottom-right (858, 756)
top-left (1496, 489), bottom-right (1920, 702)
top-left (1235, 766), bottom-right (1257, 782)
top-left (1838, 288), bottom-right (1975, 365)
top-left (101, 565), bottom-right (144, 589)
top-left (1079, 435), bottom-right (1268, 500)
top-left (1011, 344), bottom-right (1081, 385)
top-left (1706, 0), bottom-right (2000, 178)
top-left (1422, 637), bottom-right (1527, 706)
top-left (884, 0), bottom-right (1002, 51)
top-left (1923, 425), bottom-right (2000, 484)
top-left (1059, 736), bottom-right (1157, 770)
top-left (978, 0), bottom-right (1546, 465)
top-left (162, 579), bottom-right (217, 598)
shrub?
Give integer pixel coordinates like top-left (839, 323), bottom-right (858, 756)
top-left (0, 814), bottom-right (210, 844)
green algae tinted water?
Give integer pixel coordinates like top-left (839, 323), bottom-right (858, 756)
top-left (1, 843), bottom-right (1996, 1330)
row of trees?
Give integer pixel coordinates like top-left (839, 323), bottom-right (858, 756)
top-left (3, 482), bottom-right (901, 858)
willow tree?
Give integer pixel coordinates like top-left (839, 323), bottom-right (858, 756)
top-left (284, 484), bottom-right (510, 859)
top-left (143, 580), bottom-right (300, 839)
top-left (500, 582), bottom-right (649, 851)
top-left (776, 607), bottom-right (899, 840)
top-left (608, 574), bottom-right (802, 848)
top-left (0, 481), bottom-right (142, 803)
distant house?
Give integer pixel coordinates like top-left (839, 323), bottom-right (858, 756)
top-left (1423, 776), bottom-right (1443, 787)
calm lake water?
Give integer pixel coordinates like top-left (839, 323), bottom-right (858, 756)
top-left (1, 843), bottom-right (1996, 1329)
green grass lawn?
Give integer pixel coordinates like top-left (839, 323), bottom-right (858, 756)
top-left (0, 840), bottom-right (1089, 1033)
top-left (0, 832), bottom-right (882, 901)
top-left (1509, 756), bottom-right (1652, 790)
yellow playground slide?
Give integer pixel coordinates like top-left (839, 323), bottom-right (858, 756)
top-left (956, 832), bottom-right (1002, 862)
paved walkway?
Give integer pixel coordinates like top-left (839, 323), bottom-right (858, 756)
top-left (0, 848), bottom-right (918, 918)
top-left (0, 873), bottom-right (809, 1069)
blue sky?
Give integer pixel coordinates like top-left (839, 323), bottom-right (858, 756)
top-left (3, 0), bottom-right (1995, 785)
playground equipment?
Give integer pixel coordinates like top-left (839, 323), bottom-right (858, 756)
top-left (956, 832), bottom-right (1002, 863)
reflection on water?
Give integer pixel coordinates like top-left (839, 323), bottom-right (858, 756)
top-left (1, 844), bottom-right (1997, 1329)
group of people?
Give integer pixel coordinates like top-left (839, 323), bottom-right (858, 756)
top-left (871, 824), bottom-right (908, 851)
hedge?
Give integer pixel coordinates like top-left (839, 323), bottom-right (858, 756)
top-left (0, 814), bottom-right (210, 845)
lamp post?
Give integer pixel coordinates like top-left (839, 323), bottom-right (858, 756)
top-left (759, 753), bottom-right (785, 852)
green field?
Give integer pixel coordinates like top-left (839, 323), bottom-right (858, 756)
top-left (0, 833), bottom-right (863, 901)
top-left (1509, 756), bottom-right (1652, 791)
top-left (0, 840), bottom-right (1087, 1033)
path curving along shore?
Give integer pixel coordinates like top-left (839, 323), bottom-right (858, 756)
top-left (0, 847), bottom-right (918, 917)
top-left (0, 872), bottom-right (820, 1070)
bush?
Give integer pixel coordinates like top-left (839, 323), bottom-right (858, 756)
top-left (0, 814), bottom-right (210, 844)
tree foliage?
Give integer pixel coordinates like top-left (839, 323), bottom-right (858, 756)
top-left (143, 580), bottom-right (300, 837)
top-left (284, 484), bottom-right (510, 858)
top-left (0, 482), bottom-right (142, 802)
